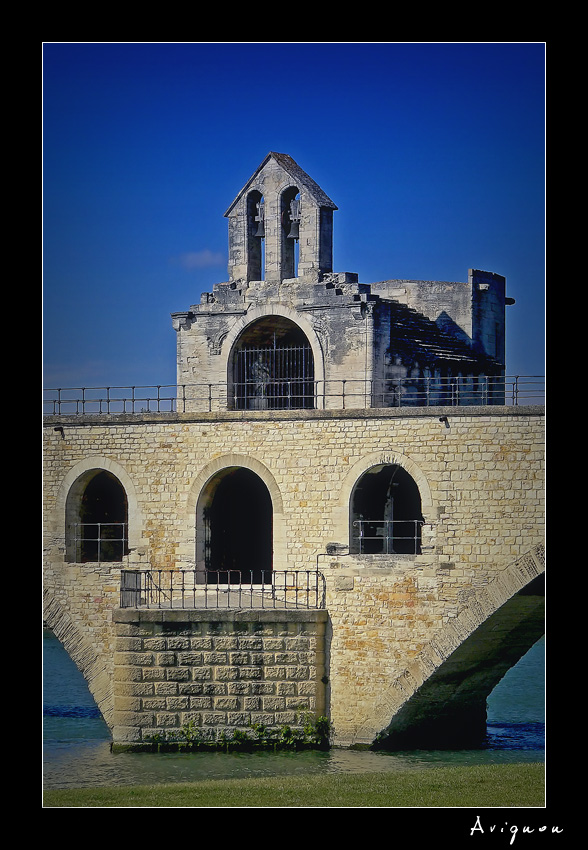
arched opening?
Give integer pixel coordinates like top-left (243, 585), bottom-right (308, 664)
top-left (230, 315), bottom-right (315, 410)
top-left (350, 464), bottom-right (423, 555)
top-left (201, 467), bottom-right (273, 584)
top-left (247, 190), bottom-right (264, 281)
top-left (281, 186), bottom-right (300, 279)
top-left (373, 574), bottom-right (545, 750)
top-left (66, 469), bottom-right (128, 562)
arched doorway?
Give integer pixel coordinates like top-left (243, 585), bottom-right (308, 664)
top-left (350, 464), bottom-right (423, 555)
top-left (66, 469), bottom-right (128, 562)
top-left (201, 467), bottom-right (273, 583)
top-left (230, 315), bottom-right (315, 410)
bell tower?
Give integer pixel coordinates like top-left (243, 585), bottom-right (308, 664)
top-left (224, 152), bottom-right (338, 284)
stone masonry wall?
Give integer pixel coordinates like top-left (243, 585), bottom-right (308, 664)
top-left (43, 406), bottom-right (544, 745)
top-left (111, 608), bottom-right (328, 749)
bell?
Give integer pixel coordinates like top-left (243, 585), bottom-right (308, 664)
top-left (254, 201), bottom-right (265, 238)
top-left (287, 198), bottom-right (300, 240)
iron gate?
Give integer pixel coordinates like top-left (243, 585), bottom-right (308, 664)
top-left (233, 342), bottom-right (314, 410)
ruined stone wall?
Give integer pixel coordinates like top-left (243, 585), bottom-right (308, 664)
top-left (172, 271), bottom-right (506, 413)
top-left (371, 278), bottom-right (474, 341)
top-left (370, 269), bottom-right (507, 364)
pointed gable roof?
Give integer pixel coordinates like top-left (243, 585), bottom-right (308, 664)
top-left (224, 152), bottom-right (338, 216)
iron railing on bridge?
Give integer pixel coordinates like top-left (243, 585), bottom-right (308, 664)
top-left (44, 376), bottom-right (544, 416)
top-left (120, 569), bottom-right (326, 610)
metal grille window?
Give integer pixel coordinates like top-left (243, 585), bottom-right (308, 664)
top-left (73, 522), bottom-right (128, 563)
top-left (233, 338), bottom-right (314, 410)
top-left (353, 519), bottom-right (423, 555)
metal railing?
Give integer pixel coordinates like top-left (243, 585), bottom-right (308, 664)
top-left (44, 385), bottom-right (179, 415)
top-left (119, 569), bottom-right (326, 610)
top-left (44, 376), bottom-right (544, 416)
top-left (72, 522), bottom-right (128, 563)
top-left (352, 519), bottom-right (423, 555)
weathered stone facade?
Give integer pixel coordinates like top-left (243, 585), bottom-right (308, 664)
top-left (171, 153), bottom-right (509, 413)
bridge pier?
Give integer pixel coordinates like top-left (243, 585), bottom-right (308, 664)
top-left (111, 608), bottom-right (328, 750)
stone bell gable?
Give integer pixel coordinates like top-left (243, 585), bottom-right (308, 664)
top-left (171, 153), bottom-right (509, 412)
top-left (224, 151), bottom-right (338, 285)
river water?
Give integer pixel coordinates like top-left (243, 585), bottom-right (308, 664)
top-left (43, 629), bottom-right (545, 791)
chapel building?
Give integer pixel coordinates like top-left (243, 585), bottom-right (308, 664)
top-left (171, 152), bottom-right (510, 413)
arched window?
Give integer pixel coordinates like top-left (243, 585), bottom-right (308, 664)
top-left (281, 186), bottom-right (300, 279)
top-left (247, 190), bottom-right (264, 281)
top-left (350, 464), bottom-right (423, 555)
top-left (66, 470), bottom-right (128, 563)
top-left (198, 467), bottom-right (273, 584)
top-left (230, 315), bottom-right (315, 410)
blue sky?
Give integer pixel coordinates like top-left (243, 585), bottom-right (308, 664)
top-left (43, 42), bottom-right (545, 389)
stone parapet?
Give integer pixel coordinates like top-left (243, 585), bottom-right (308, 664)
top-left (43, 403), bottom-right (544, 428)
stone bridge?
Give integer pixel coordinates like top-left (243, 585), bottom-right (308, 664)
top-left (43, 403), bottom-right (544, 749)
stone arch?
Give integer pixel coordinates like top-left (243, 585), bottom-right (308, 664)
top-left (345, 544), bottom-right (545, 749)
top-left (188, 454), bottom-right (286, 578)
top-left (223, 304), bottom-right (326, 410)
top-left (57, 457), bottom-right (143, 560)
top-left (332, 449), bottom-right (434, 549)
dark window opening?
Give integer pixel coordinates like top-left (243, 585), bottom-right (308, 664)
top-left (281, 186), bottom-right (300, 279)
top-left (231, 316), bottom-right (314, 410)
top-left (248, 190), bottom-right (264, 281)
top-left (74, 470), bottom-right (128, 562)
top-left (351, 464), bottom-right (423, 555)
top-left (204, 467), bottom-right (273, 584)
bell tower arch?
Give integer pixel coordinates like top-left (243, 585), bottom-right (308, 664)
top-left (224, 152), bottom-right (337, 284)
